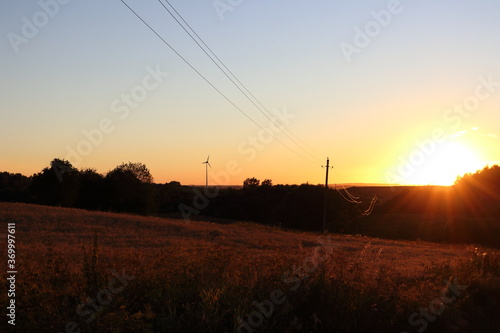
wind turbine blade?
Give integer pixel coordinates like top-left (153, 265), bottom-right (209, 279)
top-left (208, 162), bottom-right (212, 168)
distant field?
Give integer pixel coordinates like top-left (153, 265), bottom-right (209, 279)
top-left (1, 202), bottom-right (499, 332)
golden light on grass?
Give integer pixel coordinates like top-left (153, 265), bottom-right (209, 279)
top-left (1, 202), bottom-right (499, 332)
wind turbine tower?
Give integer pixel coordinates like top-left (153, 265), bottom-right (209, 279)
top-left (202, 155), bottom-right (211, 189)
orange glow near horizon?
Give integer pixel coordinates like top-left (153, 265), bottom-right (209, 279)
top-left (401, 140), bottom-right (487, 186)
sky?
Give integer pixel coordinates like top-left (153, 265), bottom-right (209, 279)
top-left (1, 0), bottom-right (499, 186)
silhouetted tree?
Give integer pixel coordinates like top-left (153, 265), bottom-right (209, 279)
top-left (261, 179), bottom-right (273, 187)
top-left (455, 165), bottom-right (500, 217)
top-left (104, 162), bottom-right (155, 214)
top-left (243, 177), bottom-right (260, 189)
top-left (76, 169), bottom-right (105, 210)
top-left (155, 181), bottom-right (189, 214)
top-left (0, 172), bottom-right (31, 202)
top-left (30, 159), bottom-right (80, 207)
top-left (113, 162), bottom-right (154, 183)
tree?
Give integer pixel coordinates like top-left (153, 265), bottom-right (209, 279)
top-left (261, 179), bottom-right (273, 187)
top-left (104, 162), bottom-right (155, 214)
top-left (111, 162), bottom-right (153, 184)
top-left (0, 172), bottom-right (31, 202)
top-left (243, 177), bottom-right (260, 189)
top-left (76, 169), bottom-right (105, 210)
top-left (29, 159), bottom-right (80, 207)
top-left (455, 164), bottom-right (500, 217)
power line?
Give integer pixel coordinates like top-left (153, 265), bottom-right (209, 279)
top-left (161, 0), bottom-right (322, 161)
top-left (119, 0), bottom-right (319, 165)
top-left (330, 168), bottom-right (377, 214)
top-left (360, 195), bottom-right (377, 216)
top-left (333, 168), bottom-right (360, 201)
top-left (340, 183), bottom-right (360, 201)
top-left (336, 187), bottom-right (361, 204)
top-left (157, 0), bottom-right (323, 163)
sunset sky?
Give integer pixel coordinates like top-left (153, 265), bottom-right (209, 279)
top-left (1, 0), bottom-right (499, 186)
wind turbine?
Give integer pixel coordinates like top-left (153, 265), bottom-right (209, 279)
top-left (202, 155), bottom-right (211, 189)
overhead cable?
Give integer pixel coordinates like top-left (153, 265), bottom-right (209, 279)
top-left (158, 0), bottom-right (323, 163)
top-left (119, 0), bottom-right (319, 165)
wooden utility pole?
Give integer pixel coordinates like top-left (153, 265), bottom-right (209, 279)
top-left (322, 157), bottom-right (333, 232)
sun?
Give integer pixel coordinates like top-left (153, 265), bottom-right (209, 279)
top-left (405, 140), bottom-right (485, 186)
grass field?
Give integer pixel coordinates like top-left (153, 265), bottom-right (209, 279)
top-left (1, 202), bottom-right (499, 332)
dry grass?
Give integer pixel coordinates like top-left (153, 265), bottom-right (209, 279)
top-left (0, 202), bottom-right (498, 332)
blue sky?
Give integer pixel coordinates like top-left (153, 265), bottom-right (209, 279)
top-left (1, 0), bottom-right (499, 185)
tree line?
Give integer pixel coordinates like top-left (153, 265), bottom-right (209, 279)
top-left (2, 159), bottom-right (499, 246)
top-left (358, 165), bottom-right (500, 248)
top-left (377, 165), bottom-right (500, 218)
top-left (0, 159), bottom-right (359, 232)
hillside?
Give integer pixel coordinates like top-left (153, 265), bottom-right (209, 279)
top-left (1, 202), bottom-right (499, 332)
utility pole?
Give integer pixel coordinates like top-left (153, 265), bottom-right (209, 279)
top-left (322, 157), bottom-right (333, 232)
